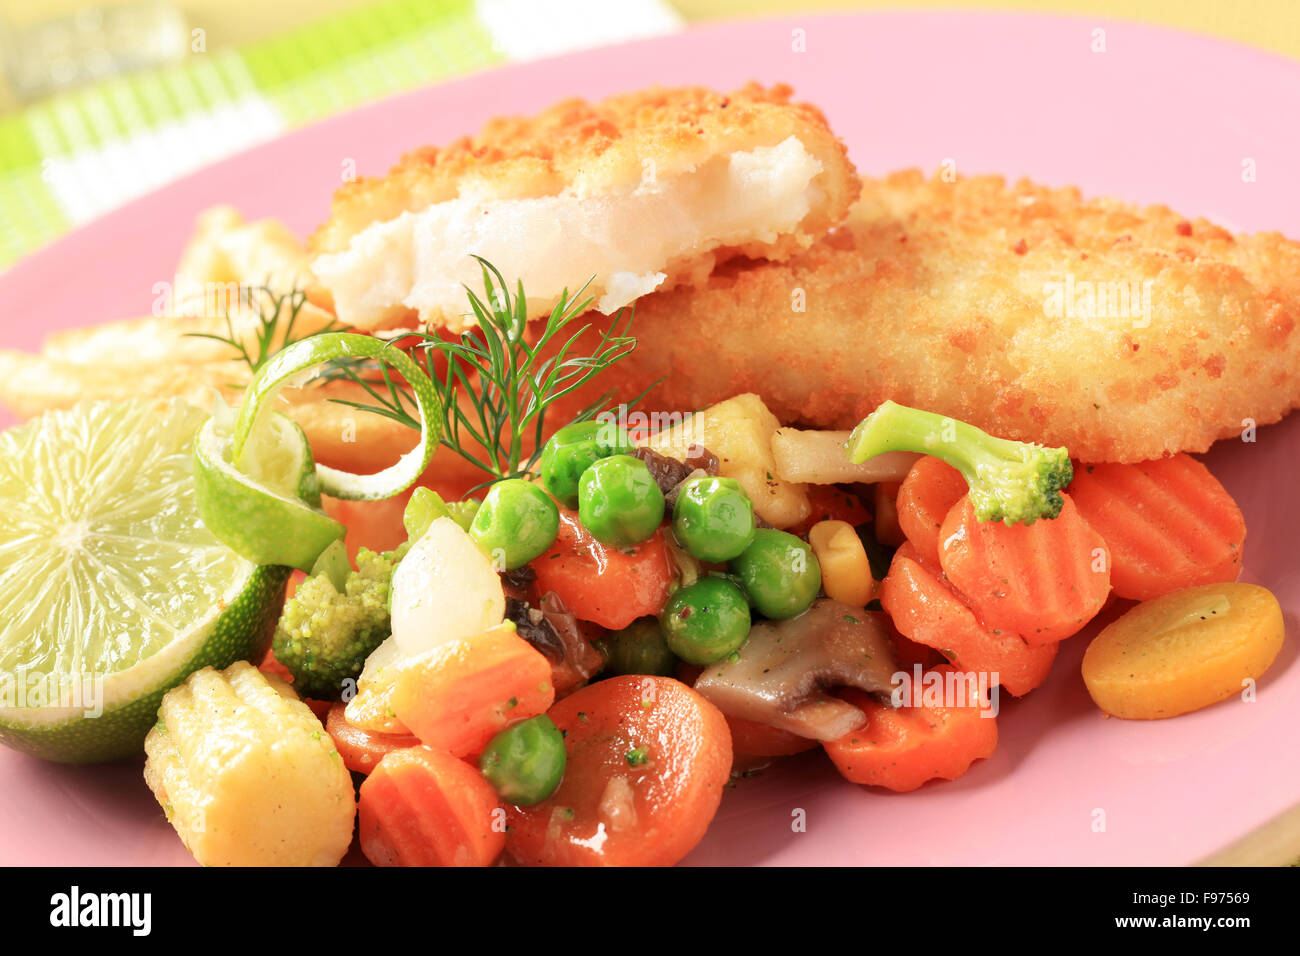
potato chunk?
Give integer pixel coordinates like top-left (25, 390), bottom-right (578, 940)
top-left (144, 661), bottom-right (356, 866)
top-left (771, 428), bottom-right (918, 484)
top-left (640, 393), bottom-right (809, 528)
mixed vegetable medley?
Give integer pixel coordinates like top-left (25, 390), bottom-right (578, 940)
top-left (0, 266), bottom-right (1285, 868)
top-left (236, 389), bottom-right (1280, 867)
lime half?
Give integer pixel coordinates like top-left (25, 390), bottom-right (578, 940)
top-left (193, 411), bottom-right (344, 572)
top-left (0, 399), bottom-right (291, 763)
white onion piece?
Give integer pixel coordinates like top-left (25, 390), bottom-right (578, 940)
top-left (389, 516), bottom-right (505, 656)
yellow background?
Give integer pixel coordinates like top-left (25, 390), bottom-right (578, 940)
top-left (680, 0), bottom-right (1300, 62)
top-left (1, 1), bottom-right (1297, 62)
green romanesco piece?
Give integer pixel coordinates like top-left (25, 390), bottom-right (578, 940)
top-left (271, 546), bottom-right (404, 699)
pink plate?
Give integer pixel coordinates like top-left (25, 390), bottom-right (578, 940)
top-left (2, 11), bottom-right (1298, 866)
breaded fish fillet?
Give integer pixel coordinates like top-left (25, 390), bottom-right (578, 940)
top-left (0, 320), bottom-right (417, 476)
top-left (309, 83), bottom-right (858, 332)
top-left (562, 170), bottom-right (1300, 463)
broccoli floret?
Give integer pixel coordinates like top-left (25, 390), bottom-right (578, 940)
top-left (846, 400), bottom-right (1073, 525)
top-left (271, 545), bottom-right (403, 699)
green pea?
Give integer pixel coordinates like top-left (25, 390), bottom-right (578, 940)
top-left (659, 576), bottom-right (751, 664)
top-left (672, 476), bottom-right (756, 562)
top-left (538, 420), bottom-right (632, 509)
top-left (577, 454), bottom-right (665, 546)
top-left (403, 487), bottom-right (450, 542)
top-left (603, 617), bottom-right (678, 676)
top-left (479, 715), bottom-right (566, 806)
top-left (730, 528), bottom-right (822, 619)
top-left (469, 479), bottom-right (560, 570)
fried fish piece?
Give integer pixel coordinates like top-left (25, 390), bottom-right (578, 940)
top-left (0, 204), bottom-right (415, 478)
top-left (308, 83), bottom-right (859, 333)
top-left (0, 339), bottom-right (501, 494)
top-left (0, 344), bottom-right (415, 472)
top-left (176, 205), bottom-right (322, 301)
top-left (560, 170), bottom-right (1300, 463)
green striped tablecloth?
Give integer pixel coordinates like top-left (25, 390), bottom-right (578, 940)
top-left (0, 0), bottom-right (683, 268)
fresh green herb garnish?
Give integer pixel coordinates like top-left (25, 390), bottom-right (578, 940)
top-left (323, 258), bottom-right (653, 490)
top-left (185, 283), bottom-right (341, 375)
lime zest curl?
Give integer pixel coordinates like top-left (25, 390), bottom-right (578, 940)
top-left (231, 332), bottom-right (444, 502)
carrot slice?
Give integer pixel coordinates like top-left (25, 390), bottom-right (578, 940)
top-left (529, 509), bottom-right (676, 630)
top-left (889, 628), bottom-right (943, 672)
top-left (1067, 455), bottom-right (1246, 601)
top-left (896, 456), bottom-right (968, 565)
top-left (390, 624), bottom-right (554, 758)
top-left (1082, 582), bottom-right (1284, 719)
top-left (824, 672), bottom-right (998, 792)
top-left (727, 715), bottom-right (819, 759)
top-left (325, 702), bottom-right (420, 775)
top-left (790, 485), bottom-right (872, 536)
top-left (879, 545), bottom-right (1057, 697)
top-left (937, 494), bottom-right (1110, 644)
top-left (358, 746), bottom-right (504, 867)
top-left (343, 680), bottom-right (409, 735)
top-left (506, 676), bottom-right (732, 866)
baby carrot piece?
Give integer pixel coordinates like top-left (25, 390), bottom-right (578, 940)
top-left (506, 676), bottom-right (732, 866)
top-left (825, 673), bottom-right (998, 792)
top-left (325, 702), bottom-right (420, 775)
top-left (358, 746), bottom-right (505, 867)
top-left (529, 508), bottom-right (676, 630)
top-left (879, 545), bottom-right (1057, 697)
top-left (938, 494), bottom-right (1110, 644)
top-left (1066, 455), bottom-right (1246, 601)
top-left (896, 456), bottom-right (968, 566)
top-left (390, 624), bottom-right (554, 758)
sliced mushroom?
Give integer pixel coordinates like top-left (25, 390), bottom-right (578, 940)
top-left (505, 591), bottom-right (606, 696)
top-left (694, 599), bottom-right (899, 741)
top-left (631, 444), bottom-right (720, 500)
top-left (631, 446), bottom-right (696, 497)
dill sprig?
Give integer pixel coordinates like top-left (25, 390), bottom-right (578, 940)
top-left (323, 258), bottom-right (653, 487)
top-left (185, 283), bottom-right (341, 373)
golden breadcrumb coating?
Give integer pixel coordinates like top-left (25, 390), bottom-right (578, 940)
top-left (308, 83), bottom-right (859, 331)
top-left (555, 170), bottom-right (1300, 463)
